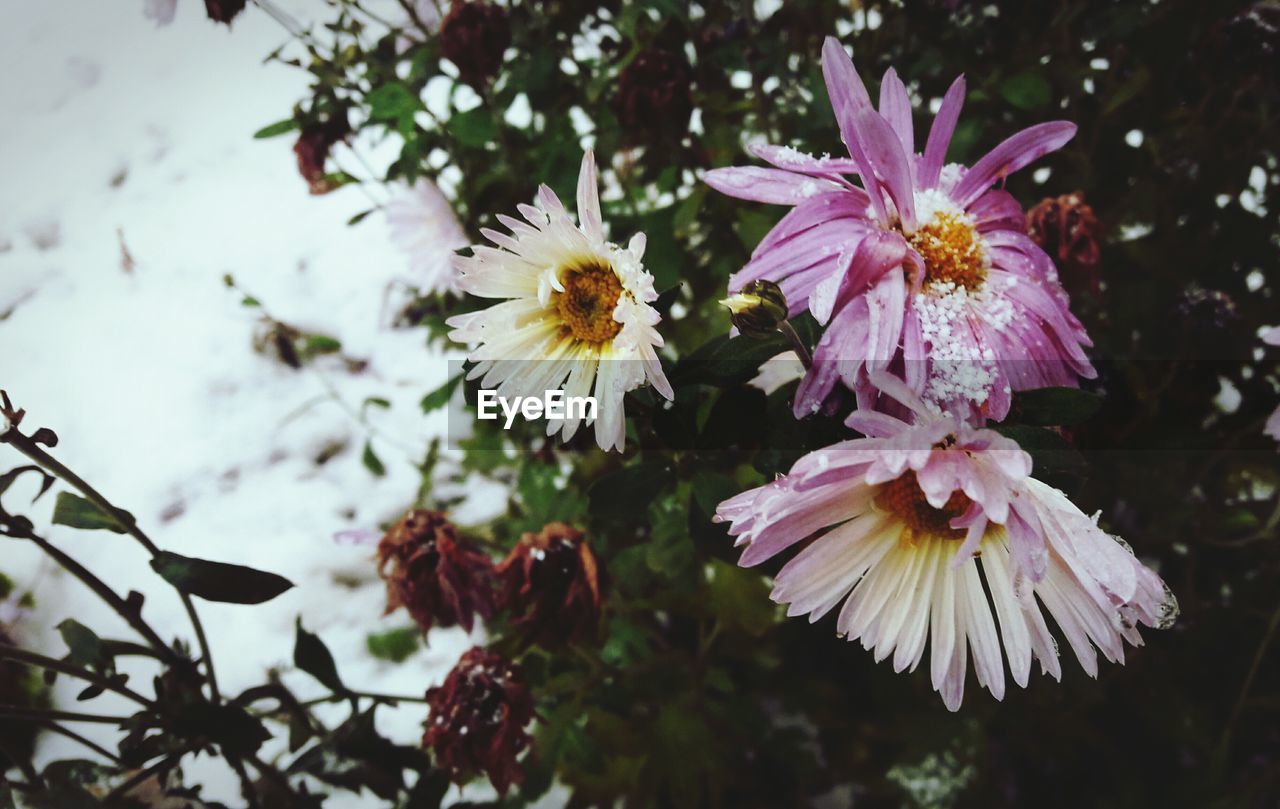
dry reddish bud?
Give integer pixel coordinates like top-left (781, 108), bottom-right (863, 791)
top-left (440, 2), bottom-right (511, 87)
top-left (377, 510), bottom-right (495, 634)
top-left (292, 115), bottom-right (351, 195)
top-left (497, 522), bottom-right (603, 648)
top-left (613, 49), bottom-right (694, 138)
top-left (203, 0), bottom-right (246, 25)
top-left (423, 647), bottom-right (533, 795)
top-left (1027, 192), bottom-right (1103, 295)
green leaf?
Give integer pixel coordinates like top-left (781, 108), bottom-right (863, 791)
top-left (50, 492), bottom-right (131, 534)
top-left (1010, 387), bottom-right (1103, 426)
top-left (294, 620), bottom-right (344, 693)
top-left (362, 441), bottom-right (387, 478)
top-left (646, 496), bottom-right (694, 578)
top-left (450, 108), bottom-right (498, 147)
top-left (367, 83), bottom-right (419, 122)
top-left (150, 551), bottom-right (294, 605)
top-left (420, 374), bottom-right (462, 413)
top-left (992, 425), bottom-right (1087, 479)
top-left (999, 71), bottom-right (1052, 110)
top-left (57, 619), bottom-right (106, 670)
top-left (706, 560), bottom-right (778, 636)
top-left (365, 627), bottom-right (420, 663)
top-left (589, 461), bottom-right (674, 520)
top-left (252, 118), bottom-right (299, 139)
top-left (670, 331), bottom-right (791, 388)
top-left (302, 335), bottom-right (342, 356)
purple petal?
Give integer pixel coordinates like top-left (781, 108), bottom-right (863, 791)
top-left (821, 37), bottom-right (890, 222)
top-left (749, 143), bottom-right (864, 176)
top-left (952, 121), bottom-right (1077, 207)
top-left (704, 166), bottom-right (843, 205)
top-left (334, 528), bottom-right (381, 546)
top-left (968, 189), bottom-right (1024, 232)
top-left (755, 190), bottom-right (872, 258)
top-left (855, 107), bottom-right (917, 229)
top-left (878, 67), bottom-right (915, 159)
top-left (920, 75), bottom-right (965, 188)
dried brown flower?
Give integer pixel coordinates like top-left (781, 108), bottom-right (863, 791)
top-left (440, 2), bottom-right (511, 87)
top-left (1027, 192), bottom-right (1103, 295)
top-left (423, 647), bottom-right (533, 795)
top-left (496, 522), bottom-right (603, 647)
top-left (203, 0), bottom-right (246, 25)
top-left (292, 114), bottom-right (351, 195)
top-left (613, 48), bottom-right (694, 139)
top-left (377, 510), bottom-right (495, 634)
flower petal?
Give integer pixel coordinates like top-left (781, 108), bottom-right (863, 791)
top-left (577, 150), bottom-right (604, 243)
top-left (952, 121), bottom-right (1077, 207)
top-left (920, 75), bottom-right (965, 189)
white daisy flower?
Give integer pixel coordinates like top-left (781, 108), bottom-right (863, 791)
top-left (445, 152), bottom-right (673, 451)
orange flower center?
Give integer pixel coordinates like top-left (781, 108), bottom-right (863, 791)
top-left (555, 260), bottom-right (623, 344)
top-left (908, 212), bottom-right (987, 289)
top-left (876, 470), bottom-right (973, 542)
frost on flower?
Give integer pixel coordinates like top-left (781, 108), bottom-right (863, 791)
top-left (385, 178), bottom-right (469, 294)
top-left (714, 377), bottom-right (1177, 711)
top-left (446, 151), bottom-right (673, 451)
top-left (704, 37), bottom-right (1095, 421)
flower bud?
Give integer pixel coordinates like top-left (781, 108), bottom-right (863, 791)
top-left (203, 0), bottom-right (246, 25)
top-left (423, 647), bottom-right (533, 795)
top-left (721, 279), bottom-right (789, 339)
top-left (376, 510), bottom-right (495, 634)
top-left (293, 113), bottom-right (351, 195)
top-left (440, 2), bottom-right (511, 87)
top-left (1026, 192), bottom-right (1102, 295)
top-left (496, 522), bottom-right (603, 647)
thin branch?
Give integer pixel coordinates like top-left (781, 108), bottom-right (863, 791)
top-left (19, 528), bottom-right (175, 661)
top-left (225, 754), bottom-right (263, 809)
top-left (4, 429), bottom-right (221, 702)
top-left (102, 750), bottom-right (187, 805)
top-left (1219, 597), bottom-right (1280, 758)
top-left (0, 705), bottom-right (131, 725)
top-left (38, 721), bottom-right (124, 764)
top-left (0, 644), bottom-right (153, 707)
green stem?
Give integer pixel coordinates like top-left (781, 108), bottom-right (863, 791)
top-left (4, 429), bottom-right (221, 702)
top-left (0, 705), bottom-right (131, 725)
top-left (0, 644), bottom-right (153, 707)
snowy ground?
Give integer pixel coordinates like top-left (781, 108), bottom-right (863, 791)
top-left (0, 2), bottom-right (493, 805)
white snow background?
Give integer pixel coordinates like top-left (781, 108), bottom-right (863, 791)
top-left (0, 1), bottom-right (504, 805)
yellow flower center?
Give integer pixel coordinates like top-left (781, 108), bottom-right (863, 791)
top-left (907, 212), bottom-right (987, 289)
top-left (555, 260), bottom-right (623, 344)
top-left (876, 470), bottom-right (973, 543)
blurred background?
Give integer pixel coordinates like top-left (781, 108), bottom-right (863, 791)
top-left (2, 1), bottom-right (1280, 807)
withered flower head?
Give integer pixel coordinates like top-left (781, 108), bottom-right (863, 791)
top-left (377, 510), bottom-right (495, 634)
top-left (1027, 192), bottom-right (1103, 295)
top-left (293, 113), bottom-right (351, 195)
top-left (203, 0), bottom-right (246, 25)
top-left (613, 48), bottom-right (694, 138)
top-left (497, 522), bottom-right (603, 647)
top-left (440, 2), bottom-right (511, 87)
top-left (423, 647), bottom-right (533, 795)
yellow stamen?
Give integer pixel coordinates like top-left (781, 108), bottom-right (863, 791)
top-left (908, 212), bottom-right (987, 289)
top-left (555, 260), bottom-right (623, 344)
top-left (876, 471), bottom-right (972, 544)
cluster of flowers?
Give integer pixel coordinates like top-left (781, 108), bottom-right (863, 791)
top-left (376, 510), bottom-right (601, 792)
top-left (431, 35), bottom-right (1177, 721)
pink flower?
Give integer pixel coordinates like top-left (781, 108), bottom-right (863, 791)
top-left (714, 376), bottom-right (1177, 711)
top-left (705, 38), bottom-right (1095, 421)
top-left (385, 178), bottom-right (469, 294)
